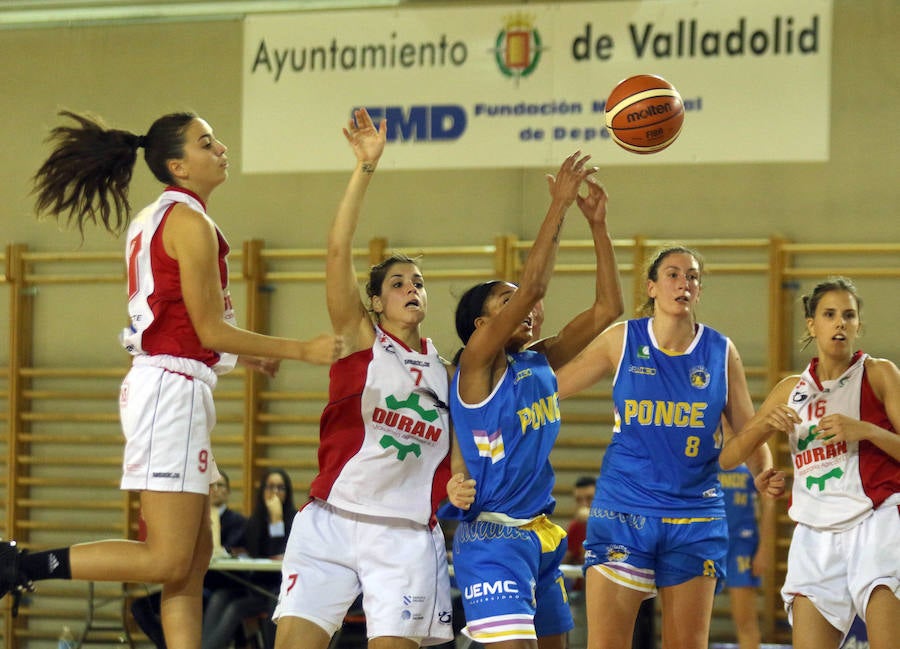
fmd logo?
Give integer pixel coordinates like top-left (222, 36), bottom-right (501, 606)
top-left (361, 105), bottom-right (466, 142)
top-left (492, 13), bottom-right (544, 82)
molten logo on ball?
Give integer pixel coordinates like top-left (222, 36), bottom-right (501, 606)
top-left (605, 74), bottom-right (685, 154)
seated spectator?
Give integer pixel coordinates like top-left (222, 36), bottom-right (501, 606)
top-left (131, 469), bottom-right (247, 649)
top-left (562, 475), bottom-right (595, 570)
top-left (201, 468), bottom-right (295, 649)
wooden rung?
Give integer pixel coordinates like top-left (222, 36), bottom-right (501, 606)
top-left (18, 455), bottom-right (121, 466)
top-left (18, 433), bottom-right (124, 444)
top-left (16, 520), bottom-right (124, 532)
top-left (17, 499), bottom-right (122, 510)
top-left (253, 435), bottom-right (320, 446)
top-left (17, 477), bottom-right (119, 487)
top-left (20, 413), bottom-right (119, 423)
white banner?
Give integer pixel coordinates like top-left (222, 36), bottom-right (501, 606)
top-left (242, 0), bottom-right (832, 172)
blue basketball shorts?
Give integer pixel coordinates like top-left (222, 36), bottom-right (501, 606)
top-left (583, 508), bottom-right (728, 594)
top-left (452, 515), bottom-right (574, 643)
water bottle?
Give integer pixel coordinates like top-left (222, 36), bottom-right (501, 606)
top-left (58, 625), bottom-right (75, 649)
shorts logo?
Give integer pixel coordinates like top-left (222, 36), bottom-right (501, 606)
top-left (689, 366), bottom-right (710, 389)
top-left (463, 580), bottom-right (519, 601)
top-left (152, 472), bottom-right (181, 479)
top-left (438, 610), bottom-right (452, 624)
top-left (400, 594), bottom-right (426, 622)
top-left (605, 544), bottom-right (629, 562)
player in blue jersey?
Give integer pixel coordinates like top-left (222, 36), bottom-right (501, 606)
top-left (555, 245), bottom-right (785, 649)
top-left (442, 150), bottom-right (623, 649)
top-left (719, 460), bottom-right (774, 649)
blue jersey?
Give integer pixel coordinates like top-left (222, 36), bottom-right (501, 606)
top-left (719, 464), bottom-right (758, 539)
top-left (597, 318), bottom-right (729, 518)
top-left (450, 350), bottom-right (560, 520)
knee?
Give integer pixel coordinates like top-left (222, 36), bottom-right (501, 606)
top-left (144, 552), bottom-right (196, 584)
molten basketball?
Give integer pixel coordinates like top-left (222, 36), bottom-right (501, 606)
top-left (605, 74), bottom-right (684, 154)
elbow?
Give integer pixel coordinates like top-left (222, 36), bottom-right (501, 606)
top-left (194, 323), bottom-right (226, 352)
top-left (593, 300), bottom-right (624, 331)
top-left (718, 449), bottom-right (739, 471)
top-left (606, 297), bottom-right (625, 323)
top-left (519, 279), bottom-right (549, 305)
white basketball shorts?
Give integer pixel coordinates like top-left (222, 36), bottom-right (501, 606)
top-left (273, 500), bottom-right (454, 645)
top-left (782, 503), bottom-right (900, 640)
top-left (119, 357), bottom-right (220, 495)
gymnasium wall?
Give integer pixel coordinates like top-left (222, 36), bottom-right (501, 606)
top-left (0, 2), bottom-right (897, 644)
top-left (1, 0), bottom-right (898, 369)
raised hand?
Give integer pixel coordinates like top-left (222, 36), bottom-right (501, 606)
top-left (343, 107), bottom-right (386, 167)
top-left (575, 176), bottom-right (609, 229)
top-left (545, 151), bottom-right (597, 207)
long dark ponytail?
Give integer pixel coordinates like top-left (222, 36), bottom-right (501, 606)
top-left (32, 110), bottom-right (196, 237)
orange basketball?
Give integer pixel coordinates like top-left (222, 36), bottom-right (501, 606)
top-left (605, 74), bottom-right (684, 154)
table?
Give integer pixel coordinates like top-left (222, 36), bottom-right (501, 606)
top-left (208, 557), bottom-right (283, 600)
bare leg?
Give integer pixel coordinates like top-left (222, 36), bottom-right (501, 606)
top-left (584, 567), bottom-right (646, 649)
top-left (537, 632), bottom-right (567, 649)
top-left (368, 637), bottom-right (421, 649)
top-left (864, 585), bottom-right (900, 649)
top-left (274, 615), bottom-right (332, 649)
top-left (658, 576), bottom-right (716, 649)
top-left (69, 491), bottom-right (211, 649)
top-left (790, 595), bottom-right (842, 649)
top-left (728, 586), bottom-right (761, 649)
top-left (69, 492), bottom-right (209, 583)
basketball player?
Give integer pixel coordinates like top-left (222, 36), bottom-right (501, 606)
top-left (441, 151), bottom-right (623, 649)
top-left (554, 245), bottom-right (785, 649)
top-left (0, 111), bottom-right (341, 648)
top-left (719, 461), bottom-right (774, 649)
top-left (720, 277), bottom-right (900, 649)
top-left (271, 108), bottom-right (454, 649)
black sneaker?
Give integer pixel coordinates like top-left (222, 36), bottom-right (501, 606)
top-left (0, 541), bottom-right (33, 616)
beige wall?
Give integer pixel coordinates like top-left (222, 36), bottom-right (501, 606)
top-left (1, 0), bottom-right (898, 367)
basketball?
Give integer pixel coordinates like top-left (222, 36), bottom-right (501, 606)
top-left (605, 74), bottom-right (684, 154)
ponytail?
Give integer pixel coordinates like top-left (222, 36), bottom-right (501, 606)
top-left (33, 110), bottom-right (197, 237)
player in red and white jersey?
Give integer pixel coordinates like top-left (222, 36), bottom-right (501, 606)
top-left (120, 185), bottom-right (239, 373)
top-left (2, 110), bottom-right (341, 648)
top-left (272, 109), bottom-right (455, 649)
top-left (721, 277), bottom-right (900, 649)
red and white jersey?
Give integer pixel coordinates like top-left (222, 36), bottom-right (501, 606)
top-left (787, 351), bottom-right (900, 531)
top-left (310, 326), bottom-right (451, 526)
top-left (120, 187), bottom-right (237, 374)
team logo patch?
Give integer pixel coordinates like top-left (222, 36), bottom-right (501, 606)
top-left (473, 428), bottom-right (505, 463)
top-left (385, 393), bottom-right (439, 422)
top-left (689, 366), bottom-right (710, 389)
top-left (606, 544), bottom-right (630, 562)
